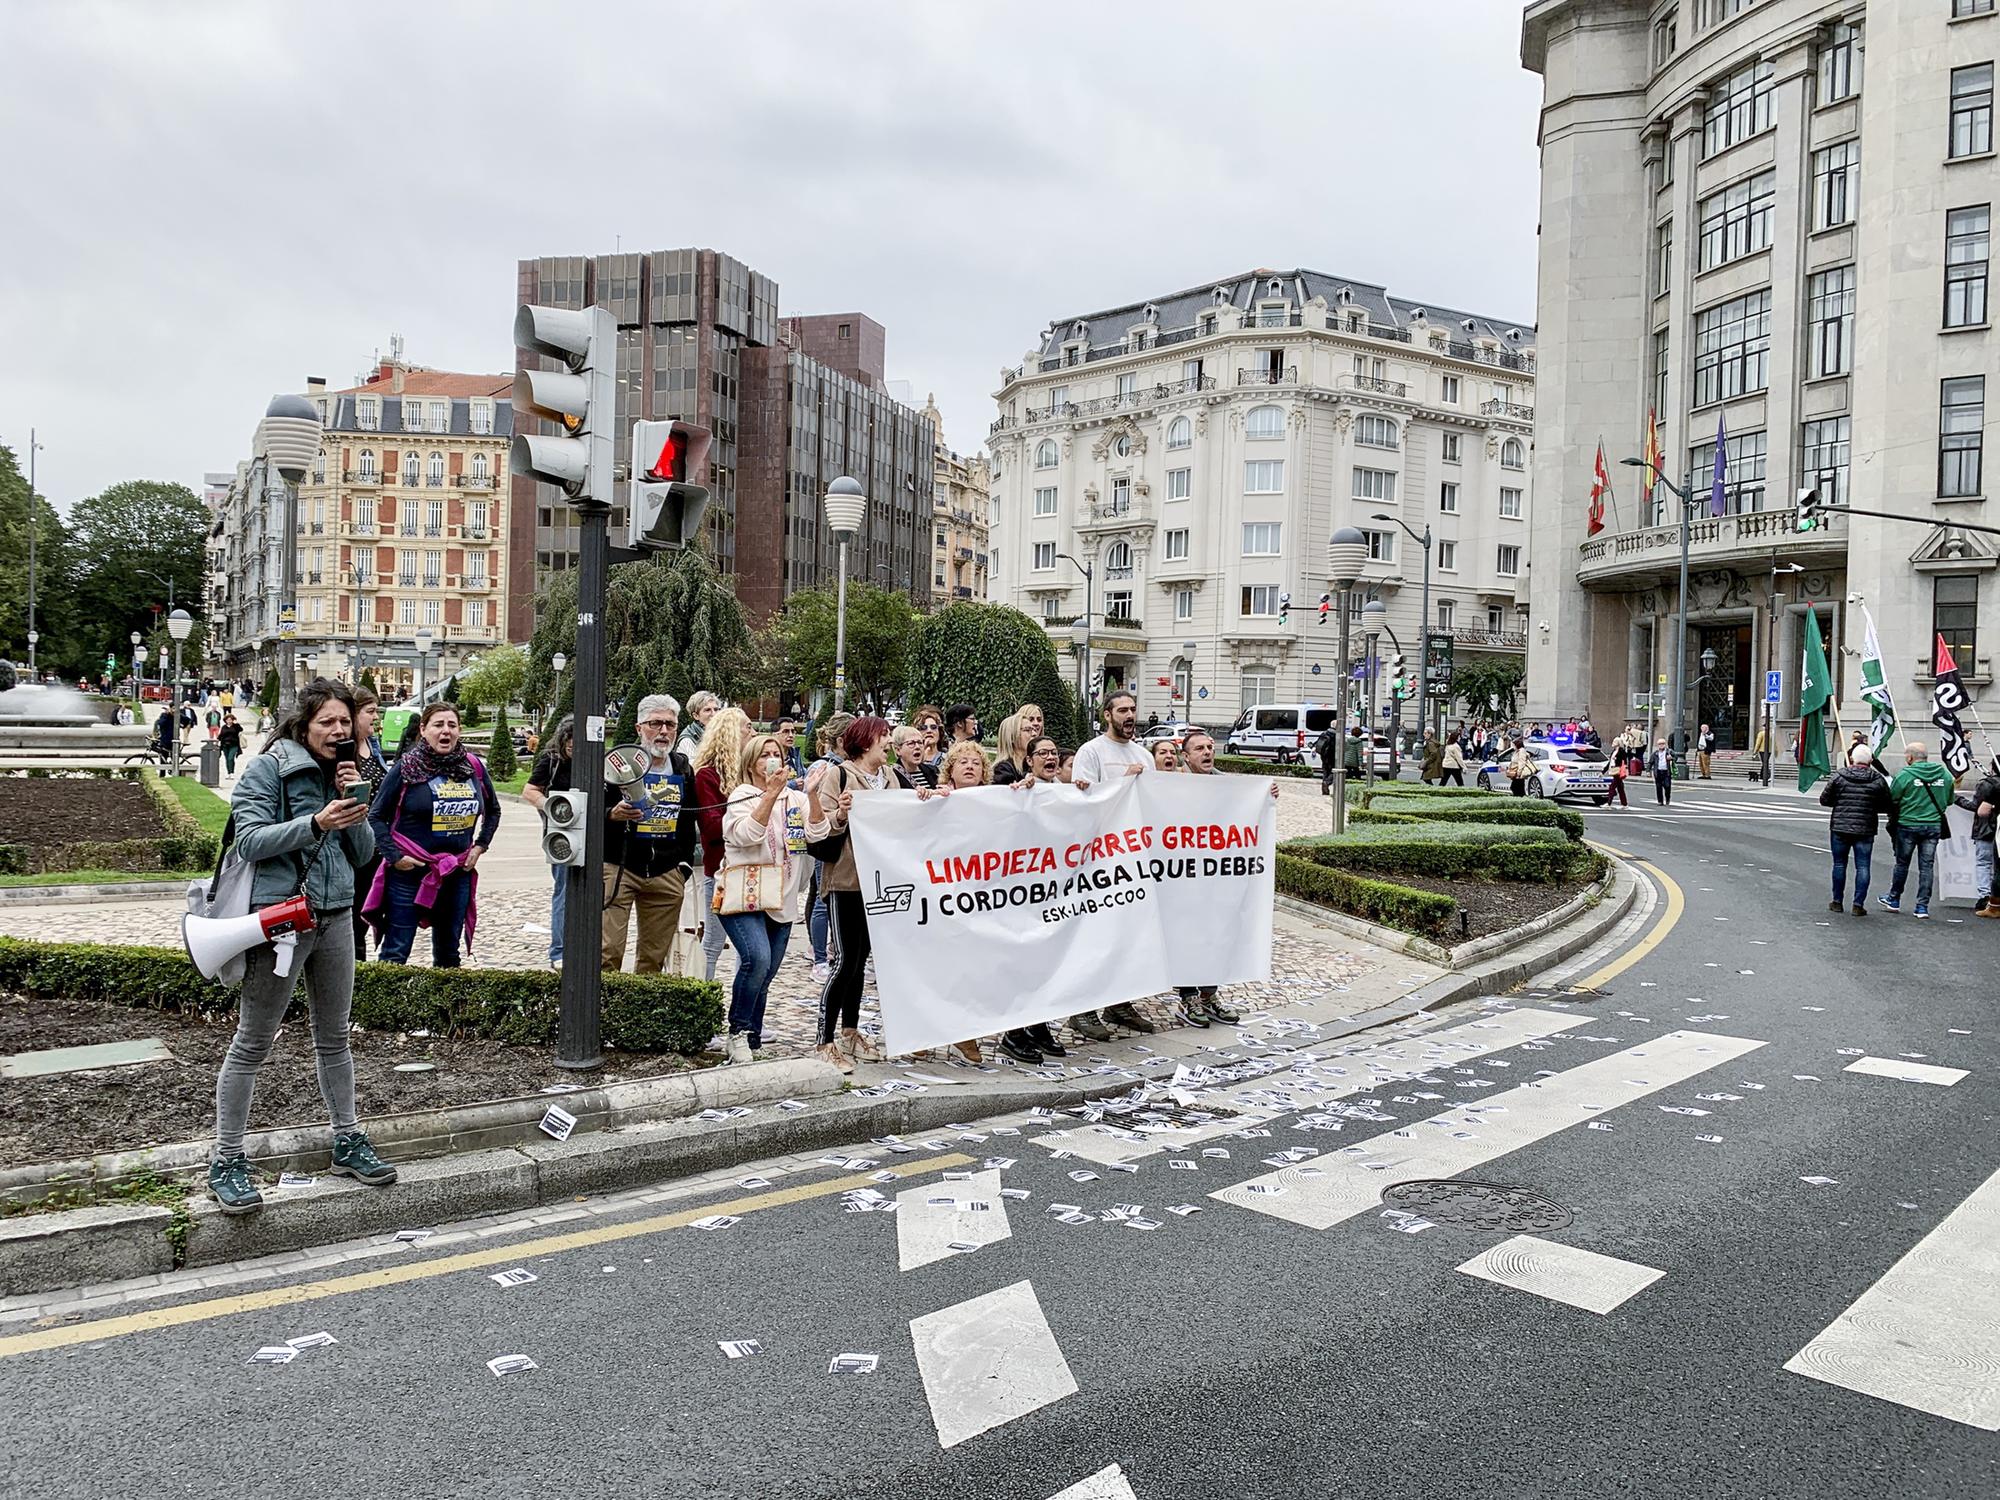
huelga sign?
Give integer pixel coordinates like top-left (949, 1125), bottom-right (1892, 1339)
top-left (847, 774), bottom-right (1276, 1056)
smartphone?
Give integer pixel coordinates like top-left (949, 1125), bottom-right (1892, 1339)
top-left (332, 738), bottom-right (365, 799)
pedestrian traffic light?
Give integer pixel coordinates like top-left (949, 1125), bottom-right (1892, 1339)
top-left (541, 789), bottom-right (589, 866)
top-left (628, 419), bottom-right (712, 550)
top-left (1391, 654), bottom-right (1408, 699)
top-left (1796, 485), bottom-right (1821, 532)
top-left (511, 305), bottom-right (616, 509)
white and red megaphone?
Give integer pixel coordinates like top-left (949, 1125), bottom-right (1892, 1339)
top-left (181, 895), bottom-right (316, 980)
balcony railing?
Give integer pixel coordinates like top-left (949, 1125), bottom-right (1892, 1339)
top-left (1101, 615), bottom-right (1144, 632)
top-left (1577, 505), bottom-right (1846, 584)
top-left (1343, 374), bottom-right (1409, 398)
top-left (426, 475), bottom-right (445, 487)
top-left (1481, 400), bottom-right (1535, 420)
top-left (397, 574), bottom-right (417, 588)
top-left (454, 474), bottom-right (495, 490)
top-left (1453, 627), bottom-right (1528, 650)
top-left (990, 414), bottom-right (1016, 435)
top-left (1363, 324), bottom-right (1412, 344)
top-left (954, 546), bottom-right (974, 561)
top-left (424, 525), bottom-right (443, 537)
top-left (1025, 375), bottom-right (1216, 423)
top-left (465, 524), bottom-right (489, 539)
top-left (344, 469), bottom-right (381, 486)
top-left (1450, 340), bottom-right (1533, 371)
top-left (1237, 366), bottom-right (1298, 386)
top-left (352, 521), bottom-right (376, 536)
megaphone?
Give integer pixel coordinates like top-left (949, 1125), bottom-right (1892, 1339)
top-left (182, 894), bottom-right (316, 980)
top-left (603, 742), bottom-right (650, 788)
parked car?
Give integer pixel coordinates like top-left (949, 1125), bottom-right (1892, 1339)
top-left (1141, 719), bottom-right (1199, 749)
top-left (1225, 702), bottom-right (1339, 763)
top-left (1475, 741), bottom-right (1612, 803)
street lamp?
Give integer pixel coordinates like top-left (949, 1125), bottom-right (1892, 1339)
top-left (23, 428), bottom-right (42, 678)
top-left (1069, 616), bottom-right (1092, 709)
top-left (1622, 455), bottom-right (1699, 760)
top-left (1362, 597), bottom-right (1388, 787)
top-left (1370, 512), bottom-right (1433, 738)
top-left (550, 651), bottom-right (568, 728)
top-left (129, 630), bottom-right (143, 702)
top-left (823, 476), bottom-right (866, 713)
top-left (260, 393), bottom-right (323, 718)
top-left (412, 626), bottom-right (436, 704)
top-left (1183, 639), bottom-right (1199, 719)
top-left (1056, 552), bottom-right (1096, 715)
top-left (1327, 526), bottom-right (1368, 833)
top-left (165, 607), bottom-right (193, 775)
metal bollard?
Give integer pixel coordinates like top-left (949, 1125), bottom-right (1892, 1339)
top-left (199, 740), bottom-right (221, 788)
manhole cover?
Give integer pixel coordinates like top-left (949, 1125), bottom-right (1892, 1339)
top-left (1379, 1180), bottom-right (1572, 1232)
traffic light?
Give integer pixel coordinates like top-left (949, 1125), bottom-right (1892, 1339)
top-left (541, 790), bottom-right (590, 866)
top-left (1796, 485), bottom-right (1821, 533)
top-left (628, 419), bottom-right (712, 550)
top-left (510, 305), bottom-right (616, 508)
top-left (1278, 590), bottom-right (1292, 625)
top-left (1391, 654), bottom-right (1408, 700)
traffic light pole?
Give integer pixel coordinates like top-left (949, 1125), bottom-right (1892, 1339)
top-left (557, 505), bottom-right (608, 1070)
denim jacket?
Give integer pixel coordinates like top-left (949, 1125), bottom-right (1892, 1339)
top-left (231, 738), bottom-right (375, 911)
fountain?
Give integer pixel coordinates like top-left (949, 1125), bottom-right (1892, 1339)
top-left (0, 664), bottom-right (154, 769)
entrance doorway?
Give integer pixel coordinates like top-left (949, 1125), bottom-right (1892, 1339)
top-left (1696, 623), bottom-right (1753, 750)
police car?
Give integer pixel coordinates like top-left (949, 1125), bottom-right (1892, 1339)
top-left (1474, 739), bottom-right (1613, 803)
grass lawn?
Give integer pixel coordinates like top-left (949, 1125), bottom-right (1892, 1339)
top-left (0, 867), bottom-right (199, 888)
top-left (162, 777), bottom-right (232, 838)
top-left (493, 769), bottom-right (530, 796)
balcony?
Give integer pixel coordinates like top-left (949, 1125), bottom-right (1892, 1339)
top-left (351, 521), bottom-right (377, 537)
top-left (351, 573), bottom-right (379, 590)
top-left (954, 585), bottom-right (974, 598)
top-left (953, 545), bottom-right (974, 562)
top-left (1342, 374), bottom-right (1409, 398)
top-left (1077, 493), bottom-right (1151, 532)
top-left (1104, 565), bottom-right (1135, 582)
top-left (990, 414), bottom-right (1016, 435)
top-left (426, 475), bottom-right (446, 487)
top-left (1480, 400), bottom-right (1535, 421)
top-left (1450, 340), bottom-right (1533, 372)
top-left (462, 576), bottom-right (491, 591)
top-left (397, 574), bottom-right (417, 588)
top-left (1452, 627), bottom-right (1528, 652)
top-left (465, 524), bottom-right (490, 540)
top-left (344, 468), bottom-right (381, 487)
top-left (424, 525), bottom-right (444, 537)
top-left (1576, 505), bottom-right (1848, 589)
top-left (454, 473), bottom-right (495, 490)
top-left (1026, 375), bottom-right (1217, 423)
top-left (1237, 366), bottom-right (1299, 386)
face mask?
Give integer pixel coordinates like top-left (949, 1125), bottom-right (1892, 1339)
top-left (761, 756), bottom-right (783, 777)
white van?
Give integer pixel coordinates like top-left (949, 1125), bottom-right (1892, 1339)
top-left (1225, 702), bottom-right (1339, 762)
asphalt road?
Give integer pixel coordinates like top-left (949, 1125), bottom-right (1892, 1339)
top-left (2, 776), bottom-right (1994, 1500)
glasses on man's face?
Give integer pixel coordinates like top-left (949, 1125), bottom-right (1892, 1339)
top-left (641, 719), bottom-right (676, 731)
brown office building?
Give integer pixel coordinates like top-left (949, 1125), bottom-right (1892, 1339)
top-left (511, 249), bottom-right (932, 638)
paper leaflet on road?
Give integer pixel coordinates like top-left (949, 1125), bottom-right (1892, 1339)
top-left (847, 774), bottom-right (1275, 1056)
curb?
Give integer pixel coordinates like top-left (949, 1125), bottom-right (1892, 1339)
top-left (0, 880), bottom-right (188, 905)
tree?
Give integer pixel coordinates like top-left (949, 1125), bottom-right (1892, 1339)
top-left (456, 644), bottom-right (529, 715)
top-left (359, 668), bottom-right (378, 697)
top-left (485, 703), bottom-right (518, 779)
top-left (1024, 652), bottom-right (1084, 748)
top-left (777, 583), bottom-right (916, 712)
top-left (64, 480), bottom-right (211, 678)
top-left (1448, 656), bottom-right (1527, 720)
top-left (907, 602), bottom-right (1067, 735)
top-left (0, 442), bottom-right (80, 676)
top-left (260, 668), bottom-right (280, 710)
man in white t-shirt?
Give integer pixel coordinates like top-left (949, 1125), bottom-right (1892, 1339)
top-left (1067, 689), bottom-right (1159, 1039)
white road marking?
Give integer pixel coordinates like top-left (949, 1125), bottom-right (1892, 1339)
top-left (1208, 1029), bottom-right (1766, 1230)
top-left (1456, 1234), bottom-right (1665, 1314)
top-left (1047, 1463), bottom-right (1139, 1499)
top-left (1843, 1056), bottom-right (1968, 1087)
top-left (910, 1280), bottom-right (1079, 1449)
top-left (1785, 1166), bottom-right (2000, 1430)
top-left (897, 1169), bottom-right (1013, 1271)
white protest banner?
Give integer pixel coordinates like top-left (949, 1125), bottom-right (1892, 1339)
top-left (1935, 803), bottom-right (1982, 903)
top-left (847, 773), bottom-right (1276, 1056)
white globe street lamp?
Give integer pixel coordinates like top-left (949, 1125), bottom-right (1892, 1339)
top-left (823, 477), bottom-right (866, 713)
top-left (1326, 526), bottom-right (1370, 832)
top-left (260, 394), bottom-right (323, 718)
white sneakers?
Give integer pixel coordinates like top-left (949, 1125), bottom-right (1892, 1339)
top-left (811, 961), bottom-right (831, 985)
top-left (726, 1033), bottom-right (753, 1065)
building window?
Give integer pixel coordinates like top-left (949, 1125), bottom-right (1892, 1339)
top-left (470, 402), bottom-right (492, 436)
top-left (1697, 169), bottom-right (1776, 270)
top-left (1657, 219), bottom-right (1674, 293)
top-left (465, 551), bottom-right (489, 587)
top-left (1703, 59), bottom-right (1774, 158)
top-left (1693, 289), bottom-right (1772, 406)
top-left (356, 398), bottom-right (378, 432)
top-left (1241, 522), bottom-right (1282, 556)
top-left (1175, 587), bottom-right (1194, 621)
top-left (1246, 405), bottom-right (1285, 440)
top-left (425, 499), bottom-right (444, 535)
top-left (355, 497), bottom-right (375, 533)
top-left (1499, 487), bottom-right (1524, 518)
top-left (1351, 467), bottom-right (1396, 502)
top-left (1033, 542), bottom-right (1056, 570)
top-left (1654, 12), bottom-right (1677, 68)
top-left (1363, 529), bottom-right (1395, 563)
top-left (1801, 416), bottom-right (1851, 507)
top-left (1440, 482), bottom-right (1460, 513)
top-left (1497, 544), bottom-right (1521, 576)
top-left (1940, 376), bottom-right (1986, 496)
top-left (1956, 0), bottom-right (1997, 16)
top-left (1241, 585), bottom-right (1281, 617)
top-left (1653, 332), bottom-right (1670, 416)
top-left (1244, 460), bottom-right (1285, 493)
top-left (1166, 416), bottom-right (1192, 449)
top-left (423, 549), bottom-right (443, 587)
top-left (1115, 373), bottom-right (1138, 405)
top-left (1696, 0), bottom-right (1753, 28)
top-left (1501, 438), bottom-right (1525, 470)
top-left (471, 452), bottom-right (489, 482)
top-left (1240, 668), bottom-right (1276, 707)
top-left (1688, 428), bottom-right (1770, 512)
top-left (1165, 528), bottom-right (1190, 561)
top-left (1046, 384), bottom-right (1069, 412)
top-left (468, 599), bottom-right (486, 629)
top-left (1033, 486), bottom-right (1057, 516)
top-left (1946, 206), bottom-right (1991, 327)
top-left (1819, 22), bottom-right (1861, 104)
top-left (1166, 467), bottom-right (1192, 500)
top-left (1441, 432), bottom-right (1461, 464)
top-left (1440, 375), bottom-right (1460, 404)
top-left (426, 453), bottom-right (445, 487)
top-left (935, 527), bottom-right (947, 548)
top-left (1437, 539), bottom-right (1458, 571)
top-left (423, 599), bottom-right (441, 627)
top-left (1113, 435), bottom-right (1132, 459)
top-left (1104, 540), bottom-right (1133, 580)
top-left (427, 401), bottom-right (448, 433)
top-left (1935, 575), bottom-right (1980, 665)
top-left (1034, 440), bottom-right (1057, 469)
top-left (1954, 64), bottom-right (1995, 158)
top-left (402, 401), bottom-right (423, 432)
top-left (1812, 141), bottom-right (1859, 228)
top-left (1355, 415), bottom-right (1399, 449)
top-left (1808, 265), bottom-right (1856, 375)
top-left (357, 450), bottom-right (377, 481)
top-left (399, 452), bottom-right (417, 488)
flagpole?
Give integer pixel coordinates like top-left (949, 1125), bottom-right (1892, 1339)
top-left (1599, 433), bottom-right (1622, 531)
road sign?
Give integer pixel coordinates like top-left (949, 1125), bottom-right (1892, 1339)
top-left (1197, 686), bottom-right (1208, 699)
top-left (1764, 670), bottom-right (1781, 704)
top-left (278, 606), bottom-right (297, 640)
top-left (1425, 632), bottom-right (1454, 688)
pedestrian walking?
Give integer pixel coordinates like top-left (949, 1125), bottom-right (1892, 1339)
top-left (1313, 723), bottom-right (1339, 796)
top-left (1650, 738), bottom-right (1673, 805)
top-left (717, 732), bottom-right (811, 1063)
top-left (1958, 754), bottom-right (2000, 917)
top-left (1880, 740), bottom-right (1955, 918)
top-left (1439, 734), bottom-right (1465, 787)
top-left (1607, 750), bottom-right (1629, 808)
top-left (521, 716), bottom-right (575, 967)
top-left (1420, 730), bottom-right (1443, 786)
top-left (803, 712), bottom-right (853, 983)
top-left (603, 696), bottom-right (697, 974)
top-left (806, 714), bottom-right (896, 1072)
top-left (1506, 739), bottom-right (1535, 798)
top-left (1820, 745), bottom-right (1893, 915)
top-left (1696, 723), bottom-right (1717, 779)
top-left (365, 702), bottom-right (499, 967)
top-left (208, 679), bottom-right (393, 1215)
top-left (690, 706), bottom-right (751, 981)
top-left (1342, 725), bottom-right (1365, 790)
top-left (217, 712), bottom-right (243, 775)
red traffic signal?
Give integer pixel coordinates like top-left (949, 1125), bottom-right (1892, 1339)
top-left (643, 428), bottom-right (688, 484)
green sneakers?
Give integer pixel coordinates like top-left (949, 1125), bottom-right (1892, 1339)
top-left (208, 1155), bottom-right (263, 1215)
top-left (329, 1131), bottom-right (398, 1186)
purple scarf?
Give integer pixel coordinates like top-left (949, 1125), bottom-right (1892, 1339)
top-left (398, 741), bottom-right (473, 785)
top-left (361, 830), bottom-right (479, 950)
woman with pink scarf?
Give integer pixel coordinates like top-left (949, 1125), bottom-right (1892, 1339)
top-left (365, 702), bottom-right (500, 966)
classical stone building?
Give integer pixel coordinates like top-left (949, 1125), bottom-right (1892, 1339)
top-left (923, 396), bottom-right (991, 602)
top-left (988, 269), bottom-right (1535, 727)
top-left (1523, 0), bottom-right (1999, 748)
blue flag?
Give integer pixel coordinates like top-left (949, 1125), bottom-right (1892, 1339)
top-left (1710, 411), bottom-right (1728, 517)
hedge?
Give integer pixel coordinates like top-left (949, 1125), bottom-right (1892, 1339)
top-left (1281, 826), bottom-right (1594, 884)
top-left (1351, 796), bottom-right (1586, 842)
top-left (1355, 783), bottom-right (1493, 804)
top-left (0, 938), bottom-right (724, 1057)
top-left (1215, 754), bottom-right (1318, 779)
top-left (1275, 852), bottom-right (1457, 939)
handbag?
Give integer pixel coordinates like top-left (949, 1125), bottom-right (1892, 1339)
top-left (715, 861), bottom-right (786, 915)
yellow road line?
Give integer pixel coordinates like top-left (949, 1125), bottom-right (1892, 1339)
top-left (1571, 857), bottom-right (1684, 992)
top-left (1588, 838), bottom-right (1638, 859)
top-left (0, 1152), bottom-right (977, 1362)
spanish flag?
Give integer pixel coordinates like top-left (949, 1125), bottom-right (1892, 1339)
top-left (1642, 407), bottom-right (1663, 520)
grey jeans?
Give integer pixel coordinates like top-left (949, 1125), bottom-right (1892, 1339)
top-left (213, 910), bottom-right (359, 1159)
top-left (699, 871), bottom-right (728, 980)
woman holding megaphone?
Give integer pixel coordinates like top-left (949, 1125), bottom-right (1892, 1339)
top-left (208, 678), bottom-right (396, 1216)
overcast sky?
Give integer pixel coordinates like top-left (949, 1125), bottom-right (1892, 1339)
top-left (0, 0), bottom-right (1542, 511)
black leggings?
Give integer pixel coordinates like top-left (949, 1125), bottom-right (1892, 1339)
top-left (1440, 768), bottom-right (1464, 786)
top-left (820, 890), bottom-right (872, 1043)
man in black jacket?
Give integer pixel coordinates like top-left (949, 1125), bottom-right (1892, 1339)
top-left (602, 693), bottom-right (698, 973)
top-left (1819, 745), bottom-right (1893, 915)
top-left (1956, 754), bottom-right (2000, 916)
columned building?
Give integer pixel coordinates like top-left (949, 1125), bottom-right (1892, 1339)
top-left (923, 396), bottom-right (992, 602)
top-left (1523, 0), bottom-right (1999, 748)
top-left (988, 269), bottom-right (1535, 727)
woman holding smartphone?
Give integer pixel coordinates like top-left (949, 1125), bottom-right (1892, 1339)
top-left (717, 732), bottom-right (812, 1062)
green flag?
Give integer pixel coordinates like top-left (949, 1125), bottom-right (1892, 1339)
top-left (1797, 609), bottom-right (1833, 792)
top-left (1855, 604), bottom-right (1898, 757)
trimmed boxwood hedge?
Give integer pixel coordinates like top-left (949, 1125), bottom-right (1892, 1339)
top-left (1355, 783), bottom-right (1492, 804)
top-left (0, 937), bottom-right (723, 1057)
top-left (1276, 852), bottom-right (1457, 939)
top-left (1352, 796), bottom-right (1586, 842)
top-left (1282, 826), bottom-right (1595, 884)
top-left (1215, 754), bottom-right (1317, 779)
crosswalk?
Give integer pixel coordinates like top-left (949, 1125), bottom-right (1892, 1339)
top-left (1598, 795), bottom-right (1826, 822)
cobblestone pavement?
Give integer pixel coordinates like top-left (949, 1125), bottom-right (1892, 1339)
top-left (0, 777), bottom-right (1431, 1060)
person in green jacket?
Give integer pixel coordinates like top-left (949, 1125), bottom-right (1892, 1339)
top-left (1880, 740), bottom-right (1958, 918)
